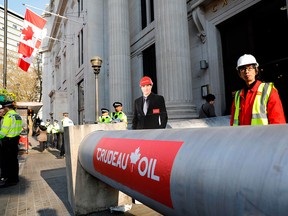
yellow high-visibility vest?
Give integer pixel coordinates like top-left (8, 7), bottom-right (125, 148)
top-left (0, 109), bottom-right (23, 138)
top-left (111, 111), bottom-right (128, 125)
top-left (233, 83), bottom-right (273, 126)
top-left (99, 115), bottom-right (112, 123)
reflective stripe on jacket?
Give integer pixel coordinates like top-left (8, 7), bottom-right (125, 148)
top-left (0, 109), bottom-right (23, 138)
top-left (233, 82), bottom-right (273, 126)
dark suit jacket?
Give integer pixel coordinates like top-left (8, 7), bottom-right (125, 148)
top-left (132, 93), bottom-right (168, 129)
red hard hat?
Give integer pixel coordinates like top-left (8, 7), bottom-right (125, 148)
top-left (139, 76), bottom-right (153, 86)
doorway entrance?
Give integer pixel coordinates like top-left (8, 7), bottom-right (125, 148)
top-left (143, 44), bottom-right (157, 94)
top-left (218, 0), bottom-right (288, 118)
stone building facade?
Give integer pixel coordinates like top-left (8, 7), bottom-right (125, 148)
top-left (41, 0), bottom-right (288, 124)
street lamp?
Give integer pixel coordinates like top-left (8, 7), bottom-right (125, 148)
top-left (90, 56), bottom-right (103, 123)
top-left (49, 112), bottom-right (54, 122)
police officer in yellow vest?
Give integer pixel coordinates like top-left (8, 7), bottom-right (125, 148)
top-left (51, 119), bottom-right (60, 148)
top-left (111, 102), bottom-right (128, 126)
top-left (0, 101), bottom-right (23, 187)
top-left (57, 112), bottom-right (74, 159)
top-left (99, 108), bottom-right (112, 123)
top-left (45, 119), bottom-right (53, 147)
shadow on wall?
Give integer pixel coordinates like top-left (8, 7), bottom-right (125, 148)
top-left (167, 115), bottom-right (231, 128)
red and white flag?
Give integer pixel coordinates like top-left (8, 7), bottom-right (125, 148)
top-left (18, 9), bottom-right (46, 71)
top-left (18, 54), bottom-right (35, 72)
top-left (18, 8), bottom-right (46, 57)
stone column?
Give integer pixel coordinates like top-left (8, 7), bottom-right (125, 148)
top-left (86, 0), bottom-right (104, 124)
top-left (154, 0), bottom-right (197, 119)
top-left (108, 0), bottom-right (132, 115)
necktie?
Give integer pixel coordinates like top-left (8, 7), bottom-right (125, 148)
top-left (143, 97), bottom-right (148, 115)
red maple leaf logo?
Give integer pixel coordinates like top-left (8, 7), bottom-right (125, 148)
top-left (22, 25), bottom-right (34, 41)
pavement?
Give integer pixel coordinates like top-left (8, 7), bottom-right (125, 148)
top-left (0, 136), bottom-right (161, 216)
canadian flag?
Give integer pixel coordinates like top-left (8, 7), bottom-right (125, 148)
top-left (18, 54), bottom-right (35, 72)
top-left (18, 9), bottom-right (46, 72)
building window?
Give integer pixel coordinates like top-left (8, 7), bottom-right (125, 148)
top-left (150, 0), bottom-right (154, 22)
top-left (78, 0), bottom-right (83, 17)
top-left (63, 50), bottom-right (67, 81)
top-left (78, 80), bottom-right (84, 125)
top-left (55, 56), bottom-right (61, 89)
top-left (141, 0), bottom-right (154, 29)
top-left (78, 29), bottom-right (83, 67)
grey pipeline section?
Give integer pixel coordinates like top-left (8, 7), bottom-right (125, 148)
top-left (78, 124), bottom-right (288, 216)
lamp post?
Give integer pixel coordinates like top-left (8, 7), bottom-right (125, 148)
top-left (90, 56), bottom-right (103, 123)
top-left (49, 112), bottom-right (54, 123)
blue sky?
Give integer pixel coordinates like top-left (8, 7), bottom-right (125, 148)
top-left (0, 0), bottom-right (49, 16)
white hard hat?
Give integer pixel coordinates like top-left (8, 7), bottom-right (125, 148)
top-left (236, 54), bottom-right (259, 70)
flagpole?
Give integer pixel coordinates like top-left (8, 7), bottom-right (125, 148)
top-left (3, 0), bottom-right (8, 89)
top-left (22, 3), bottom-right (85, 25)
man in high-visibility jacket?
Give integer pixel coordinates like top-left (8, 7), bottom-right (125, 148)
top-left (111, 102), bottom-right (128, 126)
top-left (230, 54), bottom-right (286, 126)
top-left (57, 112), bottom-right (74, 159)
top-left (0, 101), bottom-right (23, 187)
top-left (51, 119), bottom-right (60, 148)
top-left (45, 119), bottom-right (53, 147)
top-left (99, 108), bottom-right (112, 123)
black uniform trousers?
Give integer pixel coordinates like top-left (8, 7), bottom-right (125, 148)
top-left (0, 136), bottom-right (20, 182)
